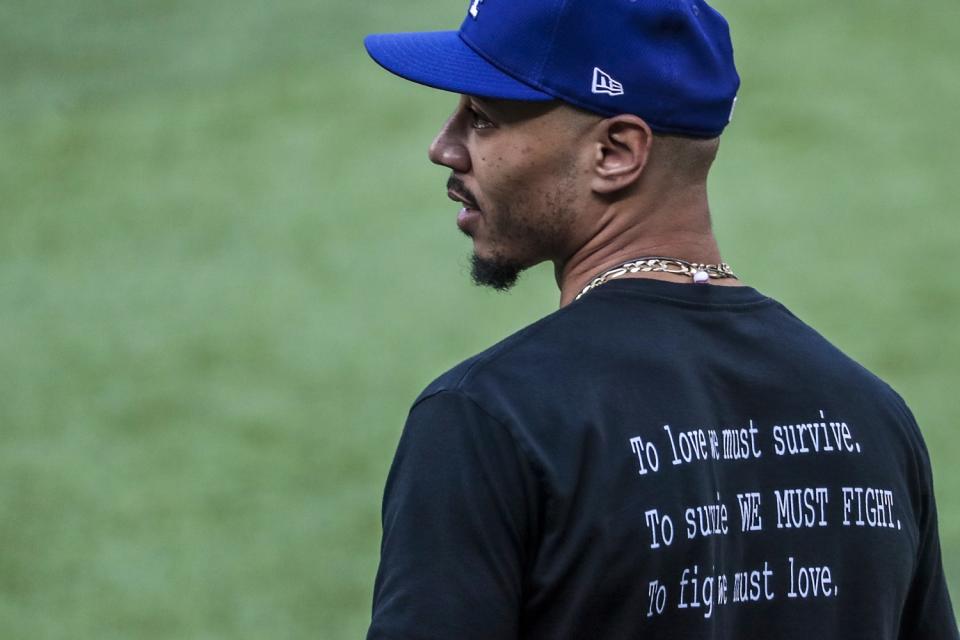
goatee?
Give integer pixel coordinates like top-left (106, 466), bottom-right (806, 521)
top-left (470, 253), bottom-right (524, 292)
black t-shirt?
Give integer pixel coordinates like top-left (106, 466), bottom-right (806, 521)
top-left (367, 279), bottom-right (958, 640)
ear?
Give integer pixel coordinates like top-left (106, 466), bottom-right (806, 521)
top-left (589, 115), bottom-right (654, 194)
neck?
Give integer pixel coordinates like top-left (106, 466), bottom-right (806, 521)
top-left (554, 194), bottom-right (735, 307)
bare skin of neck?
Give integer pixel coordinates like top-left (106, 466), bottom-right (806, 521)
top-left (554, 182), bottom-right (742, 308)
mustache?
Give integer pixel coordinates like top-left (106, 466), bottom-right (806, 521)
top-left (446, 175), bottom-right (479, 208)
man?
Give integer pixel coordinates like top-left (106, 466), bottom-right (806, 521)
top-left (363, 1), bottom-right (958, 638)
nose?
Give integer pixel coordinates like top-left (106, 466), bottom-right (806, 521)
top-left (428, 114), bottom-right (471, 173)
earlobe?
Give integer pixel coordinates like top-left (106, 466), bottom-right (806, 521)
top-left (590, 116), bottom-right (653, 194)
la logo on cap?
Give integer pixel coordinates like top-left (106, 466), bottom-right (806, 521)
top-left (591, 67), bottom-right (624, 97)
top-left (469, 0), bottom-right (484, 18)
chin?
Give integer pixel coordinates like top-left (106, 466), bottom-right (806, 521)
top-left (470, 251), bottom-right (525, 292)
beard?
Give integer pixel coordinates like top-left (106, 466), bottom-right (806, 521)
top-left (470, 251), bottom-right (525, 291)
top-left (467, 193), bottom-right (574, 293)
top-left (448, 164), bottom-right (578, 293)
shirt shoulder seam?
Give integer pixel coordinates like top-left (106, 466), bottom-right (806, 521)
top-left (433, 308), bottom-right (572, 392)
top-left (409, 387), bottom-right (549, 489)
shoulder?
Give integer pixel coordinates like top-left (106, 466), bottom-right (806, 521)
top-left (773, 302), bottom-right (937, 480)
top-left (412, 301), bottom-right (582, 409)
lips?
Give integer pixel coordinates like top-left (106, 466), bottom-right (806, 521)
top-left (445, 176), bottom-right (483, 235)
top-left (447, 189), bottom-right (482, 235)
top-left (456, 206), bottom-right (482, 235)
top-left (447, 188), bottom-right (480, 211)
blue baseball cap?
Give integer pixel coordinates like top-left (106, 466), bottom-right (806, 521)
top-left (364, 0), bottom-right (740, 138)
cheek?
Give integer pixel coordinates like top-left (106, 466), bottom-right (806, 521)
top-left (473, 137), bottom-right (576, 223)
top-left (478, 152), bottom-right (541, 204)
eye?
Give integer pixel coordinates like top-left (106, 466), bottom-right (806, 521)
top-left (466, 106), bottom-right (495, 130)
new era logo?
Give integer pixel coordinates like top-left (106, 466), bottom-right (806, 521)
top-left (591, 67), bottom-right (624, 97)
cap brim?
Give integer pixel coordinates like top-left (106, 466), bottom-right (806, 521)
top-left (364, 30), bottom-right (554, 101)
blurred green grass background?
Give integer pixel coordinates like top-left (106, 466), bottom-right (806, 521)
top-left (1, 0), bottom-right (958, 637)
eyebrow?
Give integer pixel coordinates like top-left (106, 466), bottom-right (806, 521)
top-left (468, 96), bottom-right (499, 115)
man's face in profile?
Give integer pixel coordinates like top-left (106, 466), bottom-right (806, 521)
top-left (432, 96), bottom-right (591, 291)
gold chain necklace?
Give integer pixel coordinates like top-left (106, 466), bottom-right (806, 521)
top-left (575, 256), bottom-right (737, 301)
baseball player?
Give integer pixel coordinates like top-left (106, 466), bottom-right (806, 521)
top-left (362, 0), bottom-right (958, 638)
